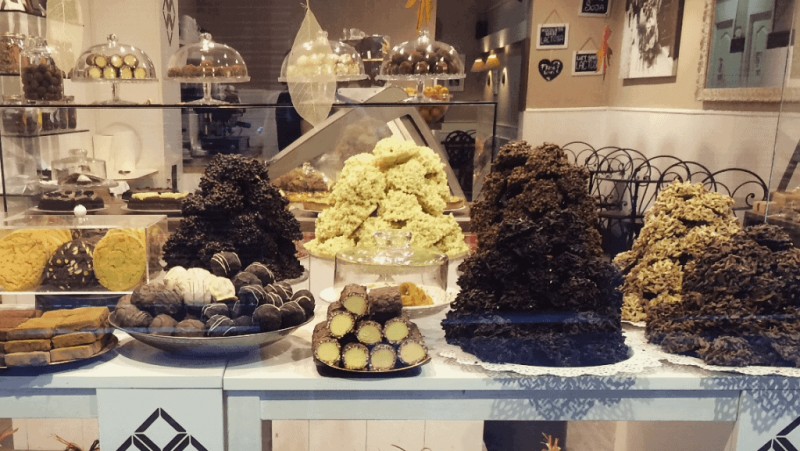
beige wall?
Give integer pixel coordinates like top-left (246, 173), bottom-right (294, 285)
top-left (526, 0), bottom-right (782, 112)
top-left (527, 0), bottom-right (608, 108)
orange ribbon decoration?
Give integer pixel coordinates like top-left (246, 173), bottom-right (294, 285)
top-left (597, 25), bottom-right (613, 79)
top-left (405, 0), bottom-right (434, 31)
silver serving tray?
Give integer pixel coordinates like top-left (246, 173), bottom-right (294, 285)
top-left (109, 316), bottom-right (312, 356)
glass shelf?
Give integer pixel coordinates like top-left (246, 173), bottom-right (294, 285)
top-left (0, 101), bottom-right (497, 109)
top-left (2, 128), bottom-right (89, 138)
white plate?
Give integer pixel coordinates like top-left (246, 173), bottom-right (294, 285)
top-left (121, 205), bottom-right (182, 216)
top-left (319, 285), bottom-right (456, 318)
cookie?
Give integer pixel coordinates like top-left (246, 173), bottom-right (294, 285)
top-left (0, 229), bottom-right (72, 291)
top-left (43, 239), bottom-right (97, 290)
top-left (93, 229), bottom-right (147, 291)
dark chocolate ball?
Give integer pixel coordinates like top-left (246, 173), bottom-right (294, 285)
top-left (280, 301), bottom-right (307, 327)
top-left (238, 284), bottom-right (268, 310)
top-left (244, 262), bottom-right (275, 285)
top-left (264, 292), bottom-right (284, 308)
top-left (414, 61), bottom-right (430, 74)
top-left (210, 251), bottom-right (242, 278)
top-left (266, 281), bottom-right (293, 301)
top-left (174, 319), bottom-right (205, 337)
top-left (114, 304), bottom-right (152, 328)
top-left (398, 61), bottom-right (414, 75)
top-left (435, 61), bottom-right (449, 74)
top-left (206, 314), bottom-right (236, 337)
top-left (232, 271), bottom-right (261, 292)
top-left (291, 290), bottom-right (316, 316)
top-left (231, 316), bottom-right (259, 335)
top-left (201, 303), bottom-right (230, 321)
top-left (253, 304), bottom-right (281, 332)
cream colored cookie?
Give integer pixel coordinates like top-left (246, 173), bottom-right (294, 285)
top-left (0, 229), bottom-right (71, 291)
top-left (93, 229), bottom-right (147, 291)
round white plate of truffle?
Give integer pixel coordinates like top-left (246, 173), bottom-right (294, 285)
top-left (319, 285), bottom-right (456, 317)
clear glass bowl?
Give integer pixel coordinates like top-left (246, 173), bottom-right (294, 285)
top-left (377, 29), bottom-right (465, 81)
top-left (279, 36), bottom-right (367, 83)
top-left (51, 148), bottom-right (116, 188)
top-left (167, 32), bottom-right (250, 83)
top-left (334, 230), bottom-right (448, 304)
top-left (73, 34), bottom-right (157, 83)
top-left (20, 37), bottom-right (64, 102)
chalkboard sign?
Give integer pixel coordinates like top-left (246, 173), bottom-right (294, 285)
top-left (579, 0), bottom-right (611, 16)
top-left (573, 51), bottom-right (600, 76)
top-left (537, 24), bottom-right (569, 49)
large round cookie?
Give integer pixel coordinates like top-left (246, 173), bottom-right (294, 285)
top-left (44, 239), bottom-right (98, 290)
top-left (93, 229), bottom-right (147, 291)
top-left (0, 229), bottom-right (72, 291)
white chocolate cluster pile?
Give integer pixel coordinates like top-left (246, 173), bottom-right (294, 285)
top-left (614, 182), bottom-right (741, 322)
top-left (305, 138), bottom-right (468, 258)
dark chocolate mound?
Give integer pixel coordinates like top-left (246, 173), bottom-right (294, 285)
top-left (647, 224), bottom-right (800, 367)
top-left (163, 155), bottom-right (303, 280)
top-left (442, 142), bottom-right (628, 367)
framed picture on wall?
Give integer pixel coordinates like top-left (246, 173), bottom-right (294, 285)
top-left (537, 24), bottom-right (569, 50)
top-left (579, 0), bottom-right (611, 17)
top-left (572, 51), bottom-right (601, 76)
top-left (619, 0), bottom-right (685, 79)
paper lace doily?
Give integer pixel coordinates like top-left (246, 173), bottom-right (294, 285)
top-left (439, 328), bottom-right (661, 377)
top-left (637, 336), bottom-right (800, 377)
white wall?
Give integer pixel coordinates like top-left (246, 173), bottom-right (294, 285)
top-left (520, 107), bottom-right (783, 185)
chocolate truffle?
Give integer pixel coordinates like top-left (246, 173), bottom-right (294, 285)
top-left (201, 303), bottom-right (230, 320)
top-left (233, 271), bottom-right (261, 292)
top-left (266, 281), bottom-right (292, 301)
top-left (174, 319), bottom-right (206, 337)
top-left (210, 251), bottom-right (242, 278)
top-left (114, 304), bottom-right (152, 328)
top-left (244, 262), bottom-right (275, 285)
top-left (253, 304), bottom-right (282, 332)
top-left (238, 284), bottom-right (268, 309)
top-left (291, 290), bottom-right (315, 316)
top-left (149, 314), bottom-right (178, 336)
top-left (206, 314), bottom-right (235, 337)
top-left (231, 315), bottom-right (259, 335)
top-left (280, 301), bottom-right (307, 327)
top-left (131, 282), bottom-right (184, 317)
top-left (264, 292), bottom-right (284, 308)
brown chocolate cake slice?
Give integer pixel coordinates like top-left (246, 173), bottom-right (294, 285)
top-left (442, 142), bottom-right (629, 367)
top-left (647, 225), bottom-right (800, 367)
top-left (162, 154), bottom-right (303, 280)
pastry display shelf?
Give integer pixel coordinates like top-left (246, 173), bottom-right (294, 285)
top-left (0, 100), bottom-right (497, 109)
top-left (1, 129), bottom-right (89, 139)
top-left (2, 316), bottom-right (800, 450)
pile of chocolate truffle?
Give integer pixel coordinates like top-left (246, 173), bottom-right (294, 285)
top-left (163, 154), bottom-right (304, 281)
top-left (112, 251), bottom-right (315, 337)
top-left (442, 142), bottom-right (629, 367)
top-left (647, 225), bottom-right (800, 367)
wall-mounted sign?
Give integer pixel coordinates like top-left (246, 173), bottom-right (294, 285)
top-left (579, 0), bottom-right (611, 16)
top-left (573, 51), bottom-right (601, 76)
top-left (538, 59), bottom-right (563, 81)
top-left (537, 24), bottom-right (569, 49)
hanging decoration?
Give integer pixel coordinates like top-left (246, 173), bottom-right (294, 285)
top-left (598, 25), bottom-right (613, 79)
top-left (404, 0), bottom-right (434, 32)
top-left (287, 2), bottom-right (336, 127)
top-left (46, 0), bottom-right (84, 74)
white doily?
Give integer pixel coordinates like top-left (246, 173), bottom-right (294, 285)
top-left (637, 336), bottom-right (800, 377)
top-left (438, 327), bottom-right (661, 377)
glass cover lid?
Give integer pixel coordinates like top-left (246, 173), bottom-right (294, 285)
top-left (279, 34), bottom-right (367, 83)
top-left (51, 148), bottom-right (116, 187)
top-left (334, 230), bottom-right (448, 300)
top-left (377, 29), bottom-right (465, 81)
top-left (73, 34), bottom-right (157, 82)
top-left (167, 32), bottom-right (250, 83)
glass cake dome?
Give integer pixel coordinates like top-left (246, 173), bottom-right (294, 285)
top-left (279, 35), bottom-right (367, 83)
top-left (167, 33), bottom-right (250, 104)
top-left (72, 34), bottom-right (157, 104)
top-left (377, 29), bottom-right (465, 81)
top-left (334, 230), bottom-right (448, 305)
top-left (167, 32), bottom-right (249, 83)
